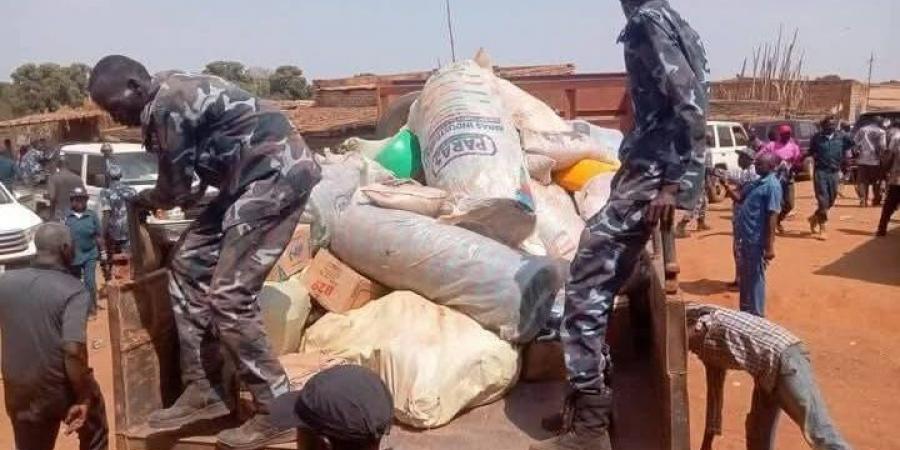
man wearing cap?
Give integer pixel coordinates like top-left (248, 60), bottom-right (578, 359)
top-left (48, 156), bottom-right (87, 222)
top-left (271, 365), bottom-right (393, 450)
top-left (808, 117), bottom-right (854, 240)
top-left (100, 143), bottom-right (116, 189)
top-left (758, 125), bottom-right (802, 234)
top-left (64, 187), bottom-right (103, 315)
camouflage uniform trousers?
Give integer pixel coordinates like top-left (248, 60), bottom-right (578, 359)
top-left (562, 165), bottom-right (660, 399)
top-left (168, 181), bottom-right (309, 412)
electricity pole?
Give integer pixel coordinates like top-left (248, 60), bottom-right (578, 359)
top-left (864, 52), bottom-right (875, 113)
top-left (445, 0), bottom-right (457, 63)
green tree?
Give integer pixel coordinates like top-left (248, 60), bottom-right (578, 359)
top-left (269, 65), bottom-right (311, 100)
top-left (5, 63), bottom-right (91, 115)
top-left (203, 61), bottom-right (251, 84)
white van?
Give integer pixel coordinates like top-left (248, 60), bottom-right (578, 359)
top-left (60, 143), bottom-right (159, 215)
top-left (706, 121), bottom-right (752, 172)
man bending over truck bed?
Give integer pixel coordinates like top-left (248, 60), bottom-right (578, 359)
top-left (532, 1), bottom-right (709, 449)
top-left (88, 55), bottom-right (321, 450)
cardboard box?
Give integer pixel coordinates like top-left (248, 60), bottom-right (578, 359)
top-left (304, 249), bottom-right (388, 313)
top-left (266, 224), bottom-right (312, 282)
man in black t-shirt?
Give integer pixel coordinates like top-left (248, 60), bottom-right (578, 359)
top-left (0, 223), bottom-right (108, 450)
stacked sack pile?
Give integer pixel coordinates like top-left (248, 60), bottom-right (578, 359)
top-left (259, 51), bottom-right (624, 430)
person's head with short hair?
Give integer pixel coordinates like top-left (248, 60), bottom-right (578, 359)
top-left (619, 0), bottom-right (649, 16)
top-left (33, 222), bottom-right (74, 267)
top-left (755, 152), bottom-right (781, 177)
top-left (821, 115), bottom-right (837, 135)
top-left (108, 164), bottom-right (123, 181)
top-left (685, 303), bottom-right (717, 353)
top-left (736, 148), bottom-right (755, 170)
top-left (271, 365), bottom-right (393, 450)
top-left (88, 55), bottom-right (153, 127)
top-left (100, 142), bottom-right (114, 158)
top-left (776, 124), bottom-right (792, 144)
top-left (766, 128), bottom-right (778, 142)
top-left (70, 187), bottom-right (89, 213)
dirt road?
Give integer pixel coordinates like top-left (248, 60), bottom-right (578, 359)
top-left (1, 181), bottom-right (898, 450)
top-left (682, 181), bottom-right (900, 450)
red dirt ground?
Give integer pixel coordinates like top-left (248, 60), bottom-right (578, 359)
top-left (1, 181), bottom-right (897, 449)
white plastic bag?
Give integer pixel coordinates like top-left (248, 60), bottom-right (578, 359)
top-left (300, 291), bottom-right (520, 429)
top-left (258, 274), bottom-right (312, 356)
top-left (520, 120), bottom-right (622, 170)
top-left (331, 203), bottom-right (563, 343)
top-left (574, 172), bottom-right (616, 221)
top-left (360, 179), bottom-right (453, 218)
top-left (300, 151), bottom-right (394, 251)
top-left (408, 60), bottom-right (535, 246)
top-left (529, 181), bottom-right (585, 261)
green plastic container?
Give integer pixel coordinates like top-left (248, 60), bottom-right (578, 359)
top-left (375, 129), bottom-right (422, 179)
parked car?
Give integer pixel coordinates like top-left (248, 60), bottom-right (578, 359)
top-left (748, 119), bottom-right (819, 180)
top-left (60, 143), bottom-right (159, 215)
top-left (705, 121), bottom-right (753, 202)
top-left (0, 181), bottom-right (42, 272)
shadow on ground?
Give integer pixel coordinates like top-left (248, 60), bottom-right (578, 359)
top-left (815, 230), bottom-right (900, 287)
top-left (680, 279), bottom-right (734, 296)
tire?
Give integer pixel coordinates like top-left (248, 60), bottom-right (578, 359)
top-left (375, 91), bottom-right (421, 139)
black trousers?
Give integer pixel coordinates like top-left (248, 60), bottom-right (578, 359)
top-left (878, 185), bottom-right (900, 234)
top-left (8, 383), bottom-right (108, 450)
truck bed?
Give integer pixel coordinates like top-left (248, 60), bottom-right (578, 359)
top-left (107, 245), bottom-right (689, 450)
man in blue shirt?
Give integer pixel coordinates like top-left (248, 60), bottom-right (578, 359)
top-left (733, 152), bottom-right (782, 317)
top-left (64, 187), bottom-right (103, 315)
top-left (808, 116), bottom-right (854, 240)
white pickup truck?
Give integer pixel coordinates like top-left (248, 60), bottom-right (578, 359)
top-left (0, 182), bottom-right (42, 271)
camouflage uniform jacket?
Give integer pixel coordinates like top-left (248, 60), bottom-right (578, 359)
top-left (140, 72), bottom-right (321, 228)
top-left (100, 179), bottom-right (137, 242)
top-left (18, 148), bottom-right (45, 185)
top-left (617, 0), bottom-right (710, 209)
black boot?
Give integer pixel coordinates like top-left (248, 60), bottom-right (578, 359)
top-left (147, 381), bottom-right (231, 432)
top-left (217, 413), bottom-right (296, 450)
top-left (531, 391), bottom-right (613, 450)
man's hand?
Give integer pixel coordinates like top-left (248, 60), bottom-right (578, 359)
top-left (63, 403), bottom-right (89, 435)
top-left (646, 183), bottom-right (680, 226)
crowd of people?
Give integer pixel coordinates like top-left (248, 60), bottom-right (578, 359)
top-left (0, 1), bottom-right (893, 449)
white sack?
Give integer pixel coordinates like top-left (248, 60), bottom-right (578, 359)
top-left (525, 154), bottom-right (557, 186)
top-left (408, 60), bottom-right (535, 246)
top-left (529, 181), bottom-right (585, 261)
top-left (331, 203), bottom-right (563, 343)
top-left (300, 151), bottom-right (394, 251)
top-left (520, 120), bottom-right (622, 170)
top-left (574, 172), bottom-right (616, 221)
top-left (360, 179), bottom-right (453, 218)
top-left (301, 291), bottom-right (520, 429)
top-left (495, 78), bottom-right (569, 133)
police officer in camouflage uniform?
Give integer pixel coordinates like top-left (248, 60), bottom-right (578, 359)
top-left (18, 143), bottom-right (46, 186)
top-left (533, 2), bottom-right (709, 449)
top-left (88, 55), bottom-right (321, 449)
top-left (99, 164), bottom-right (137, 256)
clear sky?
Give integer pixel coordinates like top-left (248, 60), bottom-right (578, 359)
top-left (1, 0), bottom-right (897, 83)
